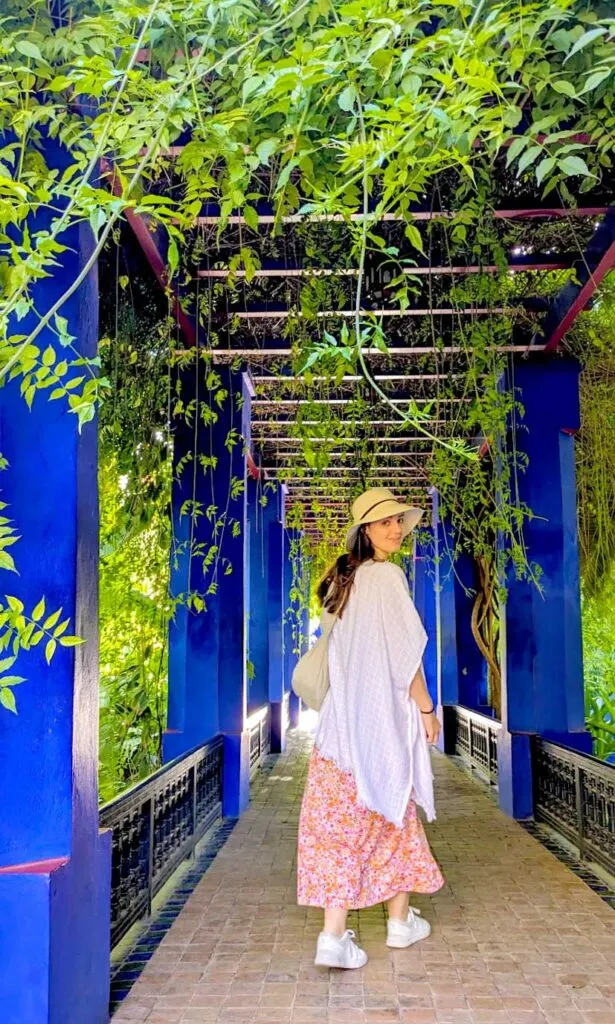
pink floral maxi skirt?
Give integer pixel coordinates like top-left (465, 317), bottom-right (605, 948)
top-left (297, 747), bottom-right (445, 909)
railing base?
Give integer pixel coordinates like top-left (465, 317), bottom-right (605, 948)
top-left (222, 732), bottom-right (251, 818)
top-left (497, 730), bottom-right (534, 820)
top-left (0, 832), bottom-right (111, 1024)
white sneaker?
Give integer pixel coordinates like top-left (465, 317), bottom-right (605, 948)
top-left (386, 906), bottom-right (431, 948)
top-left (314, 929), bottom-right (368, 969)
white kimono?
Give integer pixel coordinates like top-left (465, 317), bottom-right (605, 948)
top-left (315, 560), bottom-right (436, 827)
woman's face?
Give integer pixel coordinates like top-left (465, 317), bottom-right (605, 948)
top-left (365, 514), bottom-right (405, 557)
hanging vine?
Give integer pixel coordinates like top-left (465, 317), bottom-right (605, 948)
top-left (1, 0), bottom-right (614, 741)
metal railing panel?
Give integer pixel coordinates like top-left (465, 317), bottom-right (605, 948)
top-left (247, 705), bottom-right (271, 777)
top-left (100, 737), bottom-right (223, 948)
top-left (534, 739), bottom-right (615, 877)
top-left (451, 705), bottom-right (501, 786)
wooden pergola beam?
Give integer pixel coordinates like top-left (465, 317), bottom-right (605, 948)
top-left (253, 373), bottom-right (463, 384)
top-left (196, 207), bottom-right (608, 226)
top-left (252, 397), bottom-right (467, 406)
top-left (542, 208), bottom-right (615, 351)
top-left (209, 344), bottom-right (544, 360)
top-left (255, 435), bottom-right (447, 443)
top-left (233, 307), bottom-right (510, 320)
top-left (197, 259), bottom-right (570, 280)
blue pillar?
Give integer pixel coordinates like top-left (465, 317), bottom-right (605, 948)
top-left (268, 488), bottom-right (286, 752)
top-left (0, 141), bottom-right (110, 1023)
top-left (413, 537), bottom-right (438, 709)
top-left (165, 366), bottom-right (251, 818)
top-left (498, 359), bottom-right (591, 819)
top-left (431, 492), bottom-right (459, 754)
top-left (247, 478), bottom-right (270, 712)
top-left (454, 554), bottom-right (489, 712)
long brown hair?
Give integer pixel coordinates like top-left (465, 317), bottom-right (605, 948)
top-left (317, 526), bottom-right (376, 618)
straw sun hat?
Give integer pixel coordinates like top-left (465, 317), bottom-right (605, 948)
top-left (345, 487), bottom-right (424, 551)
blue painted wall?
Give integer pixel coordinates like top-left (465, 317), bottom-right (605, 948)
top-left (0, 137), bottom-right (110, 1022)
top-left (165, 362), bottom-right (221, 757)
top-left (165, 367), bottom-right (252, 816)
top-left (454, 553), bottom-right (489, 711)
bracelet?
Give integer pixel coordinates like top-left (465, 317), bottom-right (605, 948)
top-left (420, 706), bottom-right (435, 715)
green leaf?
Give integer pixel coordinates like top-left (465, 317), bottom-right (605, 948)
top-left (47, 75), bottom-right (73, 91)
top-left (15, 39), bottom-right (43, 61)
top-left (42, 345), bottom-right (55, 366)
top-left (0, 676), bottom-right (26, 687)
top-left (404, 223), bottom-right (424, 254)
top-left (167, 239), bottom-right (179, 275)
top-left (551, 80), bottom-right (577, 99)
top-left (54, 313), bottom-right (69, 337)
top-left (256, 138), bottom-right (278, 165)
top-left (506, 136), bottom-right (527, 168)
top-left (536, 156), bottom-right (556, 185)
top-left (581, 68), bottom-right (611, 94)
top-left (0, 551), bottom-right (17, 572)
top-left (243, 205), bottom-right (259, 232)
top-left (560, 155), bottom-right (592, 178)
top-left (6, 596), bottom-right (24, 613)
top-left (0, 687), bottom-right (17, 713)
top-left (401, 74), bottom-right (421, 97)
top-left (502, 108), bottom-right (522, 128)
top-left (53, 618), bottom-right (70, 638)
top-left (338, 85), bottom-right (356, 112)
top-left (58, 636), bottom-right (84, 647)
top-left (0, 656), bottom-right (16, 673)
top-left (45, 638), bottom-right (57, 664)
top-left (242, 75), bottom-right (262, 103)
top-left (565, 27), bottom-right (607, 62)
top-left (517, 145), bottom-right (542, 175)
top-left (43, 607), bottom-right (62, 629)
top-left (32, 596), bottom-right (45, 621)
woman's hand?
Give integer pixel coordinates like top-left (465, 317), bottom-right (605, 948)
top-left (422, 711), bottom-right (441, 746)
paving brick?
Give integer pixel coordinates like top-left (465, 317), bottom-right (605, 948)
top-left (113, 730), bottom-right (615, 1024)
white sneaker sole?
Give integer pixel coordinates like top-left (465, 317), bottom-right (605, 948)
top-left (314, 950), bottom-right (368, 969)
top-left (386, 920), bottom-right (432, 949)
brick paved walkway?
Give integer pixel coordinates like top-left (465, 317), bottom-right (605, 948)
top-left (112, 727), bottom-right (615, 1024)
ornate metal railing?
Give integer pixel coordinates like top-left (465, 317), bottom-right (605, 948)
top-left (448, 705), bottom-right (501, 786)
top-left (247, 704), bottom-right (271, 777)
top-left (534, 739), bottom-right (615, 877)
top-left (99, 737), bottom-right (223, 948)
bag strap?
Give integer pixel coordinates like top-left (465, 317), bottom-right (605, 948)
top-left (320, 583), bottom-right (339, 638)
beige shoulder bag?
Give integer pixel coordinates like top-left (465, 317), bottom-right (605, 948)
top-left (291, 604), bottom-right (337, 712)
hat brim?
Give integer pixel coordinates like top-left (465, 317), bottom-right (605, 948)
top-left (346, 503), bottom-right (424, 551)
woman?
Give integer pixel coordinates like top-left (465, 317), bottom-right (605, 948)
top-left (297, 487), bottom-right (445, 969)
